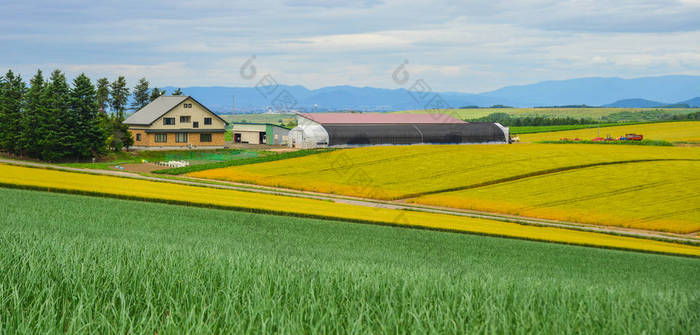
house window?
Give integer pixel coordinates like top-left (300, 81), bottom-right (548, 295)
top-left (176, 133), bottom-right (188, 143)
top-left (204, 117), bottom-right (212, 125)
top-left (163, 117), bottom-right (175, 125)
top-left (193, 121), bottom-right (199, 128)
top-left (155, 134), bottom-right (167, 143)
top-left (200, 134), bottom-right (212, 142)
top-left (180, 116), bottom-right (191, 123)
top-left (136, 133), bottom-right (142, 141)
top-left (183, 103), bottom-right (192, 108)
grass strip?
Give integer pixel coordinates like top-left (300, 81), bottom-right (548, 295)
top-left (511, 122), bottom-right (638, 134)
top-left (152, 149), bottom-right (334, 175)
top-left (538, 139), bottom-right (674, 146)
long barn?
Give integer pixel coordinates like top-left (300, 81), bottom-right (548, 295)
top-left (288, 113), bottom-right (509, 148)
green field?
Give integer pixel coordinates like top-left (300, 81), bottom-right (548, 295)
top-left (511, 123), bottom-right (635, 134)
top-left (1, 188), bottom-right (698, 333)
top-left (55, 149), bottom-right (261, 170)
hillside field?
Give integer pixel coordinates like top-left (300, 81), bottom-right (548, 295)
top-left (1, 188), bottom-right (698, 333)
top-left (222, 113), bottom-right (296, 126)
top-left (410, 160), bottom-right (700, 233)
top-left (397, 107), bottom-right (700, 120)
top-left (519, 121), bottom-right (700, 142)
top-left (1, 163), bottom-right (696, 255)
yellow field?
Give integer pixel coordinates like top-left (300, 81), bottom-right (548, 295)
top-left (410, 161), bottom-right (700, 234)
top-left (396, 108), bottom-right (700, 120)
top-left (189, 144), bottom-right (700, 200)
top-left (0, 163), bottom-right (698, 256)
top-left (519, 121), bottom-right (700, 142)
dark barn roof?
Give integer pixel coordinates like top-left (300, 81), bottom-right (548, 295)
top-left (323, 123), bottom-right (507, 146)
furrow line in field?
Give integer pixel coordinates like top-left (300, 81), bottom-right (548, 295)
top-left (397, 158), bottom-right (700, 200)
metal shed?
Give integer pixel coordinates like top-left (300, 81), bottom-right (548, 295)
top-left (232, 123), bottom-right (290, 145)
top-left (289, 113), bottom-right (509, 148)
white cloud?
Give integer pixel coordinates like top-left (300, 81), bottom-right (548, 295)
top-left (1, 0), bottom-right (700, 92)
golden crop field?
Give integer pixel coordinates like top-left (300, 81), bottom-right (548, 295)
top-left (396, 107), bottom-right (700, 120)
top-left (519, 121), bottom-right (700, 142)
top-left (0, 163), bottom-right (698, 256)
top-left (410, 160), bottom-right (700, 234)
top-left (189, 144), bottom-right (700, 200)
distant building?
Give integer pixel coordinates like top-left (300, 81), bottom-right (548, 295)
top-left (231, 123), bottom-right (290, 145)
top-left (124, 96), bottom-right (228, 149)
top-left (288, 113), bottom-right (509, 148)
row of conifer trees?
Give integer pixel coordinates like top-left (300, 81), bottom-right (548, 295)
top-left (0, 69), bottom-right (171, 161)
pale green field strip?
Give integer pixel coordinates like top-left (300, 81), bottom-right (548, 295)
top-left (396, 107), bottom-right (700, 119)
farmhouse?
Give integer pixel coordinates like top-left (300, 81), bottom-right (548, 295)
top-left (288, 113), bottom-right (509, 148)
top-left (231, 123), bottom-right (290, 145)
top-left (124, 96), bottom-right (228, 149)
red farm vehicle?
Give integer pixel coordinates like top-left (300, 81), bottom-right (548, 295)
top-left (619, 133), bottom-right (643, 141)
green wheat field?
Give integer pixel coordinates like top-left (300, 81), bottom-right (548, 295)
top-left (0, 188), bottom-right (698, 334)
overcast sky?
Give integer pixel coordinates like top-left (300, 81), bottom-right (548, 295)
top-left (2, 0), bottom-right (699, 92)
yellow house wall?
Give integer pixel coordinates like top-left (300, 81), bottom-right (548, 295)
top-left (129, 130), bottom-right (225, 148)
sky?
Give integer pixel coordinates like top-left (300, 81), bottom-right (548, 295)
top-left (2, 0), bottom-right (700, 93)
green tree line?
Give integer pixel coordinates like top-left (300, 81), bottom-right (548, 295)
top-left (0, 69), bottom-right (173, 161)
top-left (468, 112), bottom-right (598, 126)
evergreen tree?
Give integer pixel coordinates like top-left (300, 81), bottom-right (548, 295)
top-left (0, 73), bottom-right (6, 152)
top-left (41, 70), bottom-right (73, 161)
top-left (109, 76), bottom-right (129, 120)
top-left (71, 73), bottom-right (107, 158)
top-left (149, 87), bottom-right (165, 102)
top-left (130, 77), bottom-right (150, 110)
top-left (172, 87), bottom-right (183, 95)
top-left (20, 70), bottom-right (47, 157)
top-left (0, 70), bottom-right (26, 155)
top-left (96, 77), bottom-right (110, 115)
top-left (107, 77), bottom-right (133, 152)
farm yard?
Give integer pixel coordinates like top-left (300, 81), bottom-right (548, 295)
top-left (2, 188), bottom-right (698, 333)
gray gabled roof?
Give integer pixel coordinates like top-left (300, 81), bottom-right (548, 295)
top-left (123, 95), bottom-right (228, 126)
top-left (124, 95), bottom-right (189, 125)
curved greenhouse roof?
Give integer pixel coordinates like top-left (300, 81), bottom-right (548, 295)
top-left (290, 113), bottom-right (509, 148)
top-left (323, 123), bottom-right (507, 146)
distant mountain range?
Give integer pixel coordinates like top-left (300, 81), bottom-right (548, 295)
top-left (163, 75), bottom-right (700, 113)
top-left (603, 97), bottom-right (700, 108)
